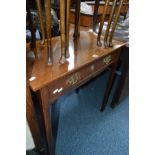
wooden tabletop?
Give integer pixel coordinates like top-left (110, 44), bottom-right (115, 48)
top-left (27, 26), bottom-right (126, 92)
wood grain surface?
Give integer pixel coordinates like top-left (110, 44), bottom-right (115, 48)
top-left (27, 25), bottom-right (126, 92)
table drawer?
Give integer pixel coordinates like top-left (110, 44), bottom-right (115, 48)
top-left (47, 51), bottom-right (119, 101)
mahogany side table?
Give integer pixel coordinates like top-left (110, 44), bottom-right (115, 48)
top-left (26, 26), bottom-right (126, 155)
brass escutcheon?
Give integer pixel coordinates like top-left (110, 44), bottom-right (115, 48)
top-left (67, 72), bottom-right (81, 86)
top-left (103, 55), bottom-right (112, 65)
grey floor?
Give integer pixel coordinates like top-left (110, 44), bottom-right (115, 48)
top-left (54, 70), bottom-right (129, 155)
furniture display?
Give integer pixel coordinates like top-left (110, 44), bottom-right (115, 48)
top-left (27, 25), bottom-right (126, 154)
top-left (93, 0), bottom-right (129, 30)
top-left (27, 0), bottom-right (128, 65)
top-left (26, 0), bottom-right (128, 154)
top-left (97, 0), bottom-right (124, 47)
top-left (69, 0), bottom-right (129, 28)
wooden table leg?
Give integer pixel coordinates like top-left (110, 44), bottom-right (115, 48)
top-left (100, 62), bottom-right (117, 112)
top-left (26, 85), bottom-right (45, 154)
top-left (73, 0), bottom-right (80, 38)
top-left (39, 88), bottom-right (54, 155)
top-left (93, 0), bottom-right (100, 32)
top-left (111, 47), bottom-right (129, 108)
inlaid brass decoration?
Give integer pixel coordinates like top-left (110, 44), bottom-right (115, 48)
top-left (67, 73), bottom-right (81, 86)
top-left (103, 55), bottom-right (112, 65)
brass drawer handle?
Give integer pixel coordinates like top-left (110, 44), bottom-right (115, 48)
top-left (103, 55), bottom-right (112, 65)
top-left (67, 73), bottom-right (81, 86)
top-left (53, 88), bottom-right (63, 94)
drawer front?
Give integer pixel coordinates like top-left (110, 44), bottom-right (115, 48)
top-left (48, 51), bottom-right (119, 102)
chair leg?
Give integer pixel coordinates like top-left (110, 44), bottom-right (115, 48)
top-left (59, 0), bottom-right (66, 64)
top-left (35, 0), bottom-right (45, 45)
top-left (26, 1), bottom-right (38, 59)
top-left (45, 0), bottom-right (53, 65)
top-left (73, 0), bottom-right (80, 38)
top-left (97, 0), bottom-right (110, 46)
top-left (108, 0), bottom-right (124, 47)
top-left (65, 0), bottom-right (71, 58)
top-left (104, 0), bottom-right (117, 47)
top-left (93, 0), bottom-right (100, 32)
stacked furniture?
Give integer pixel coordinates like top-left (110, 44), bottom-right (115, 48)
top-left (26, 0), bottom-right (128, 154)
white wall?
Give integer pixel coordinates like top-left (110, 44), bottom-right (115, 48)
top-left (26, 121), bottom-right (35, 150)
